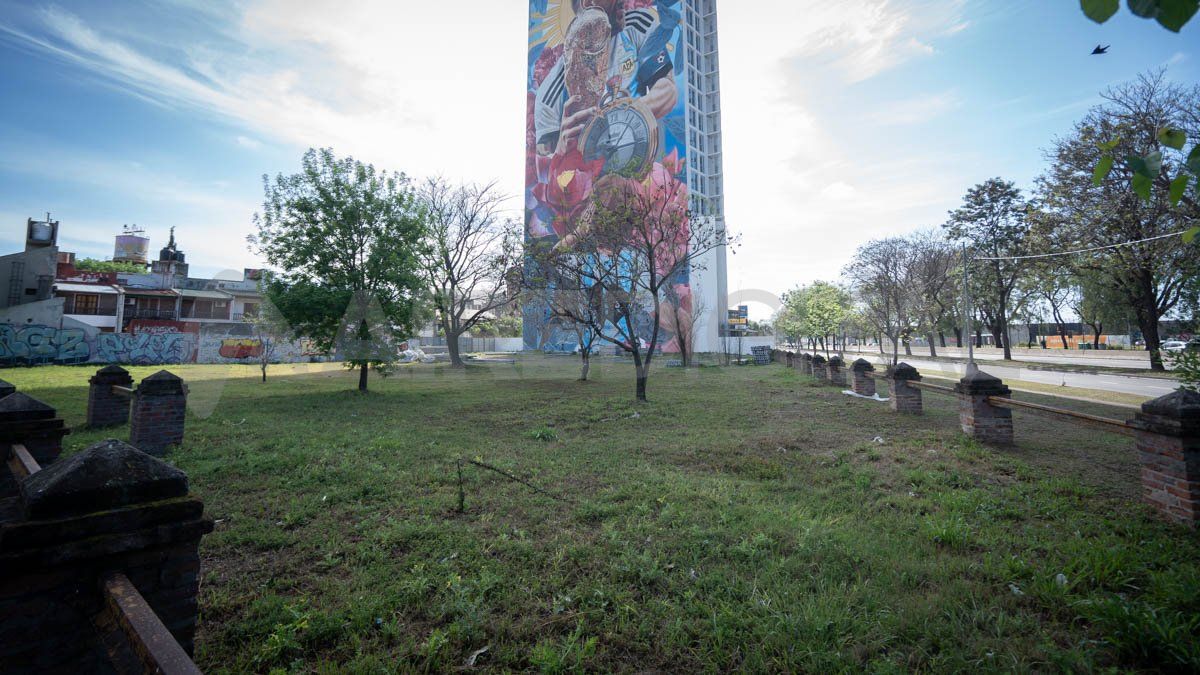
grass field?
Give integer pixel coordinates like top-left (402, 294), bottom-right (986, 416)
top-left (4, 356), bottom-right (1199, 672)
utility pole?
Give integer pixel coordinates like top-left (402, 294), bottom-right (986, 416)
top-left (961, 244), bottom-right (978, 375)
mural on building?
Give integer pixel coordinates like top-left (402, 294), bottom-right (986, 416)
top-left (524, 0), bottom-right (690, 351)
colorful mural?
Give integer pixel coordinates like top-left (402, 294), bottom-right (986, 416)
top-left (524, 0), bottom-right (689, 351)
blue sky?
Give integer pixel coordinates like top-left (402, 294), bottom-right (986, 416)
top-left (0, 1), bottom-right (1194, 305)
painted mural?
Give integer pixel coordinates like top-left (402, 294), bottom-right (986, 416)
top-left (524, 0), bottom-right (690, 351)
top-left (0, 322), bottom-right (332, 367)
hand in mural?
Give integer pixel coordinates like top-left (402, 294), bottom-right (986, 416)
top-left (554, 95), bottom-right (598, 158)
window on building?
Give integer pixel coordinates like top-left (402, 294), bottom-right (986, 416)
top-left (73, 294), bottom-right (99, 315)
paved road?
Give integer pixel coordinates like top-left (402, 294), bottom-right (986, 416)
top-left (806, 351), bottom-right (1177, 399)
top-left (834, 345), bottom-right (1160, 370)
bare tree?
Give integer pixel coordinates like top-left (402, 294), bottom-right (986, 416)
top-left (527, 167), bottom-right (732, 401)
top-left (420, 179), bottom-right (521, 367)
top-left (844, 237), bottom-right (915, 366)
top-left (907, 230), bottom-right (957, 357)
top-left (664, 285), bottom-right (707, 367)
top-left (247, 294), bottom-right (289, 382)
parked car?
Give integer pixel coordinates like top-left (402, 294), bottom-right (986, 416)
top-left (1162, 340), bottom-right (1188, 353)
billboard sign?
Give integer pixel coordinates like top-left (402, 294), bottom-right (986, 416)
top-left (524, 0), bottom-right (689, 351)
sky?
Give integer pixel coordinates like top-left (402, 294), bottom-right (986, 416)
top-left (0, 0), bottom-right (1194, 316)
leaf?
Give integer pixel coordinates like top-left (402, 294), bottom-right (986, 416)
top-left (1127, 0), bottom-right (1160, 18)
top-left (1156, 0), bottom-right (1198, 30)
top-left (1187, 145), bottom-right (1200, 174)
top-left (1098, 137), bottom-right (1121, 151)
top-left (1168, 174), bottom-right (1190, 205)
top-left (1184, 226), bottom-right (1200, 244)
top-left (1127, 152), bottom-right (1163, 177)
top-left (1082, 0), bottom-right (1121, 22)
top-left (1131, 172), bottom-right (1153, 201)
top-left (1158, 127), bottom-right (1187, 150)
top-left (1093, 155), bottom-right (1115, 186)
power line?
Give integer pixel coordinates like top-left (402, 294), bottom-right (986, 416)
top-left (970, 230), bottom-right (1188, 262)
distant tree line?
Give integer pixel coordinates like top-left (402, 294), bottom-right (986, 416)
top-left (778, 71), bottom-right (1200, 374)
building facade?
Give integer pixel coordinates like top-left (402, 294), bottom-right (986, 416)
top-left (522, 0), bottom-right (728, 353)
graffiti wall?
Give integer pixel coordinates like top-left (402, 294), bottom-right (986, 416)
top-left (0, 322), bottom-right (332, 367)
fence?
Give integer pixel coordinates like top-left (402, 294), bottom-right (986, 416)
top-left (0, 371), bottom-right (211, 671)
top-left (417, 337), bottom-right (524, 353)
top-left (774, 348), bottom-right (1200, 527)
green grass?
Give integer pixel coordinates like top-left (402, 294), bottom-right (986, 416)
top-left (5, 356), bottom-right (1199, 672)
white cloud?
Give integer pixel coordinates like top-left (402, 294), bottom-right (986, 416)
top-left (235, 135), bottom-right (261, 150)
top-left (865, 90), bottom-right (960, 125)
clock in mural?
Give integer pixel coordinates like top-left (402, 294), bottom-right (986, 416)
top-left (579, 94), bottom-right (659, 179)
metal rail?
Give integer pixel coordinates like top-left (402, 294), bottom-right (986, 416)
top-left (987, 396), bottom-right (1134, 437)
top-left (908, 380), bottom-right (955, 395)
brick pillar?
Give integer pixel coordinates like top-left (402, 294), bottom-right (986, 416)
top-left (886, 362), bottom-right (922, 414)
top-left (129, 371), bottom-right (187, 457)
top-left (851, 359), bottom-right (876, 397)
top-left (786, 351), bottom-right (794, 368)
top-left (1128, 389), bottom-right (1200, 526)
top-left (0, 380), bottom-right (15, 400)
top-left (828, 356), bottom-right (847, 387)
top-left (87, 365), bottom-right (134, 428)
top-left (811, 355), bottom-right (828, 381)
top-left (800, 353), bottom-right (813, 375)
top-left (955, 371), bottom-right (1013, 445)
top-left (0, 393), bottom-right (69, 466)
top-left (0, 439), bottom-right (213, 669)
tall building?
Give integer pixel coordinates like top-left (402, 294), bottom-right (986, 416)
top-left (524, 0), bottom-right (728, 353)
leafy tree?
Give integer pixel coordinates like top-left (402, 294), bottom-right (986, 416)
top-left (419, 179), bottom-right (521, 367)
top-left (906, 230), bottom-right (958, 356)
top-left (944, 178), bottom-right (1031, 361)
top-left (74, 258), bottom-right (146, 274)
top-left (1035, 72), bottom-right (1200, 369)
top-left (250, 148), bottom-right (427, 392)
top-left (800, 281), bottom-right (851, 357)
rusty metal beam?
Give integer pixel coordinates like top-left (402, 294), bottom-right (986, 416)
top-left (7, 443), bottom-right (41, 479)
top-left (908, 380), bottom-right (955, 395)
top-left (100, 572), bottom-right (203, 675)
top-left (987, 396), bottom-right (1134, 436)
top-left (111, 385), bottom-right (134, 397)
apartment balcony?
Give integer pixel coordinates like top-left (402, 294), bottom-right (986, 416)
top-left (126, 308), bottom-right (179, 321)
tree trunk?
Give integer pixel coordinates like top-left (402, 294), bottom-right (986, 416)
top-left (975, 328), bottom-right (982, 348)
top-left (952, 327), bottom-right (961, 348)
top-left (261, 364), bottom-right (267, 382)
top-left (1093, 322), bottom-right (1103, 351)
top-left (938, 330), bottom-right (947, 348)
top-left (903, 338), bottom-right (912, 356)
top-left (446, 331), bottom-right (464, 367)
top-left (999, 317), bottom-right (1012, 361)
top-left (579, 352), bottom-right (590, 381)
top-left (1139, 310), bottom-right (1165, 371)
top-left (927, 332), bottom-right (937, 358)
top-left (358, 362), bottom-right (369, 392)
top-left (632, 352), bottom-right (648, 402)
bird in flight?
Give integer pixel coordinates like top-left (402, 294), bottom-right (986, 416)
top-left (1092, 44), bottom-right (1109, 55)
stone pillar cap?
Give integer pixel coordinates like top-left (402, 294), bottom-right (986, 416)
top-left (1130, 389), bottom-right (1200, 437)
top-left (802, 353), bottom-right (813, 360)
top-left (0, 392), bottom-right (56, 421)
top-left (887, 362), bottom-right (921, 380)
top-left (21, 439), bottom-right (189, 520)
top-left (955, 370), bottom-right (1010, 394)
top-left (828, 355), bottom-right (845, 366)
top-left (0, 379), bottom-right (14, 399)
top-left (90, 364), bottom-right (133, 383)
top-left (137, 370), bottom-right (186, 394)
top-left (811, 354), bottom-right (827, 363)
top-left (851, 358), bottom-right (874, 371)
